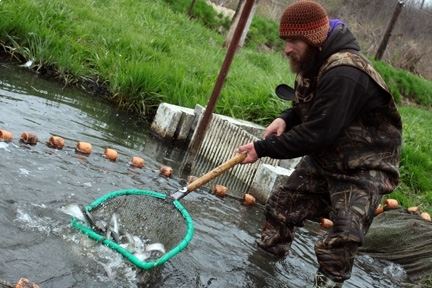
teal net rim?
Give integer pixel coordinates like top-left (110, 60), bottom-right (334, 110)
top-left (70, 189), bottom-right (194, 270)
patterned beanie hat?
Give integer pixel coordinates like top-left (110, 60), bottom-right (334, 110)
top-left (279, 0), bottom-right (330, 47)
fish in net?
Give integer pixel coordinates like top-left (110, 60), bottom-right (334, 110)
top-left (90, 193), bottom-right (187, 250)
top-left (63, 189), bottom-right (194, 270)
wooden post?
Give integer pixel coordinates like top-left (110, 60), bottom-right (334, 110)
top-left (375, 1), bottom-right (405, 61)
top-left (188, 0), bottom-right (197, 17)
top-left (223, 0), bottom-right (259, 48)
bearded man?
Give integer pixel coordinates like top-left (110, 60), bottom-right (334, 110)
top-left (237, 1), bottom-right (402, 287)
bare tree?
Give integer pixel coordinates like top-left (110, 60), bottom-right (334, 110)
top-left (375, 1), bottom-right (405, 60)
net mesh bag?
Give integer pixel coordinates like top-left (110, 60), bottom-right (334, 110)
top-left (360, 207), bottom-right (432, 282)
top-left (70, 189), bottom-right (193, 270)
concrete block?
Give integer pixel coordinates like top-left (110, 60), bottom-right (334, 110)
top-left (218, 114), bottom-right (265, 139)
top-left (150, 103), bottom-right (195, 140)
top-left (249, 164), bottom-right (294, 204)
top-left (176, 110), bottom-right (195, 141)
top-left (151, 102), bottom-right (266, 141)
top-left (279, 158), bottom-right (301, 170)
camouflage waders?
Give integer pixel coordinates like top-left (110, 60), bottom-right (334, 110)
top-left (256, 51), bottom-right (402, 285)
top-left (256, 155), bottom-right (392, 282)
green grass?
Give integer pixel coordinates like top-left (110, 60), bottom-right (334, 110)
top-left (1, 0), bottom-right (432, 214)
top-left (373, 60), bottom-right (432, 105)
top-left (386, 106), bottom-right (432, 213)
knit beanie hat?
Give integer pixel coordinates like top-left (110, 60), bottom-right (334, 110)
top-left (279, 0), bottom-right (330, 47)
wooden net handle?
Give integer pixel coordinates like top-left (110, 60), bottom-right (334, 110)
top-left (186, 152), bottom-right (247, 193)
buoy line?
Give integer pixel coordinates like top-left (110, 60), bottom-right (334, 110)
top-left (1, 129), bottom-right (258, 205)
top-left (0, 129), bottom-right (145, 168)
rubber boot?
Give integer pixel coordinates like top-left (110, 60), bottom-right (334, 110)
top-left (313, 272), bottom-right (343, 288)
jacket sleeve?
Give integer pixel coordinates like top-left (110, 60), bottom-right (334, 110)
top-left (278, 108), bottom-right (302, 132)
top-left (254, 66), bottom-right (386, 159)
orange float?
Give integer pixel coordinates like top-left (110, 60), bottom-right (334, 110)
top-left (213, 184), bottom-right (227, 198)
top-left (408, 206), bottom-right (420, 213)
top-left (384, 199), bottom-right (398, 209)
top-left (375, 204), bottom-right (384, 216)
top-left (243, 193), bottom-right (256, 205)
top-left (15, 277), bottom-right (40, 288)
top-left (0, 130), bottom-right (13, 141)
top-left (320, 218), bottom-right (334, 229)
top-left (131, 156), bottom-right (144, 168)
top-left (420, 212), bottom-right (431, 221)
top-left (21, 132), bottom-right (38, 144)
top-left (104, 148), bottom-right (118, 161)
top-left (76, 141), bottom-right (92, 154)
top-left (48, 136), bottom-right (65, 149)
top-left (159, 166), bottom-right (173, 177)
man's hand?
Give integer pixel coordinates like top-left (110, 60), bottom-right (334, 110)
top-left (263, 118), bottom-right (286, 138)
top-left (236, 143), bottom-right (258, 164)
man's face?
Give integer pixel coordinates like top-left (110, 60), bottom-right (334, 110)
top-left (284, 39), bottom-right (319, 74)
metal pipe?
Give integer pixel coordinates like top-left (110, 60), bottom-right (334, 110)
top-left (183, 0), bottom-right (256, 172)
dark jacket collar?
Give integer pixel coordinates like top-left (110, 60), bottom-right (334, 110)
top-left (318, 24), bottom-right (361, 66)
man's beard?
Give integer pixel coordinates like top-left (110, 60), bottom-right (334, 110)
top-left (288, 45), bottom-right (320, 75)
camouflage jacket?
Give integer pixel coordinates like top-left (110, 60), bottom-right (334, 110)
top-left (299, 51), bottom-right (402, 178)
top-left (254, 26), bottom-right (402, 182)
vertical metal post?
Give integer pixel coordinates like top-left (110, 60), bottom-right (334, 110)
top-left (375, 1), bottom-right (404, 61)
top-left (183, 0), bottom-right (256, 172)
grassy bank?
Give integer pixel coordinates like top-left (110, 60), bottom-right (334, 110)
top-left (1, 0), bottom-right (432, 214)
top-left (0, 0), bottom-right (291, 123)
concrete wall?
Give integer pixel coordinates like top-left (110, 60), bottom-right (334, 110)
top-left (150, 102), bottom-right (300, 203)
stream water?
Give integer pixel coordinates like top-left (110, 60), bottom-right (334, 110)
top-left (0, 62), bottom-right (410, 287)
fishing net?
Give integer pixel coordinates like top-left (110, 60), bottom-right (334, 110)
top-left (360, 207), bottom-right (432, 282)
top-left (70, 189), bottom-right (194, 270)
top-left (68, 153), bottom-right (245, 271)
